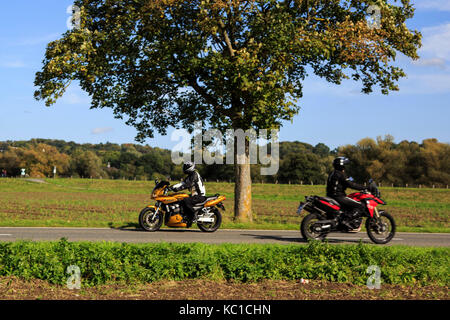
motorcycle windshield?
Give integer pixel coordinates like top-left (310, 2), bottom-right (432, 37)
top-left (152, 181), bottom-right (170, 197)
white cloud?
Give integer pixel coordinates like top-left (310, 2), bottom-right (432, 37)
top-left (91, 127), bottom-right (114, 135)
top-left (60, 86), bottom-right (91, 105)
top-left (61, 92), bottom-right (84, 105)
top-left (13, 33), bottom-right (61, 47)
top-left (414, 0), bottom-right (450, 11)
top-left (412, 57), bottom-right (446, 69)
top-left (398, 73), bottom-right (450, 94)
top-left (420, 23), bottom-right (450, 61)
top-left (0, 60), bottom-right (26, 68)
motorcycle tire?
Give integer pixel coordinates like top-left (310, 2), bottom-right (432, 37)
top-left (197, 208), bottom-right (222, 233)
top-left (366, 211), bottom-right (396, 244)
top-left (300, 213), bottom-right (328, 241)
top-left (139, 207), bottom-right (163, 232)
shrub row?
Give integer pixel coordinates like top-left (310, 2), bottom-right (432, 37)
top-left (0, 239), bottom-right (448, 287)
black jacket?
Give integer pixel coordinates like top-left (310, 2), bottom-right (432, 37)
top-left (326, 170), bottom-right (366, 198)
top-left (172, 170), bottom-right (206, 196)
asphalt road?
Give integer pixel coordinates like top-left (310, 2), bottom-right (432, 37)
top-left (0, 227), bottom-right (449, 246)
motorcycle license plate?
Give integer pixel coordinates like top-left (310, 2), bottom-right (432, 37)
top-left (297, 203), bottom-right (305, 215)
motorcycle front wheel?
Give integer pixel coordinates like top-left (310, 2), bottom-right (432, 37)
top-left (300, 213), bottom-right (328, 241)
top-left (139, 207), bottom-right (163, 232)
top-left (366, 211), bottom-right (396, 244)
top-left (197, 208), bottom-right (222, 233)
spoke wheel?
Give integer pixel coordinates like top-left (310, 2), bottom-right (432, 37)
top-left (301, 213), bottom-right (328, 241)
top-left (139, 207), bottom-right (163, 232)
top-left (197, 208), bottom-right (222, 233)
top-left (366, 211), bottom-right (396, 244)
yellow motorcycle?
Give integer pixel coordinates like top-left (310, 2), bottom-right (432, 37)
top-left (139, 180), bottom-right (226, 232)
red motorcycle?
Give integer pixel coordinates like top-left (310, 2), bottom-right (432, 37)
top-left (297, 180), bottom-right (395, 244)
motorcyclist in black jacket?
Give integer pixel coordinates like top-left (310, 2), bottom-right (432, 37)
top-left (326, 157), bottom-right (367, 231)
top-left (170, 161), bottom-right (206, 223)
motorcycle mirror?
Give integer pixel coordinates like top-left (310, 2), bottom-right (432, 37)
top-left (348, 176), bottom-right (354, 182)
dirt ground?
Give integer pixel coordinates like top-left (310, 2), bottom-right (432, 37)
top-left (0, 277), bottom-right (447, 300)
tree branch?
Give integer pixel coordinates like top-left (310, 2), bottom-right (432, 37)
top-left (218, 19), bottom-right (235, 57)
top-left (187, 76), bottom-right (228, 115)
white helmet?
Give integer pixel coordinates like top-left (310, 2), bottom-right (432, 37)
top-left (182, 161), bottom-right (195, 174)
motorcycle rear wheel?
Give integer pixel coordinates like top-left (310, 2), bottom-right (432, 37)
top-left (366, 211), bottom-right (396, 244)
top-left (300, 213), bottom-right (328, 241)
top-left (139, 207), bottom-right (163, 232)
top-left (197, 208), bottom-right (222, 233)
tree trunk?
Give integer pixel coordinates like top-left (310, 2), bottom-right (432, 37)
top-left (233, 135), bottom-right (253, 222)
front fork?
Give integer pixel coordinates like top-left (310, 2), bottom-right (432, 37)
top-left (371, 207), bottom-right (387, 233)
top-left (373, 207), bottom-right (380, 218)
top-left (150, 202), bottom-right (161, 221)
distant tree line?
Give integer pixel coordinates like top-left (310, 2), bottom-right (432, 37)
top-left (0, 136), bottom-right (448, 187)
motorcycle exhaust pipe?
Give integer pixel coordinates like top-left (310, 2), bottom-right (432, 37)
top-left (315, 219), bottom-right (337, 225)
top-left (313, 219), bottom-right (338, 230)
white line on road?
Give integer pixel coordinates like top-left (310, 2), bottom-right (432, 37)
top-left (0, 234), bottom-right (12, 236)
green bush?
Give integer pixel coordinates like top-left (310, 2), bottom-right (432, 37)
top-left (0, 239), bottom-right (448, 287)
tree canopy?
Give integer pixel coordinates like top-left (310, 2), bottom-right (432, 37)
top-left (35, 0), bottom-right (421, 137)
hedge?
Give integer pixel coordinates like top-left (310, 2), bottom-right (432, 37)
top-left (0, 239), bottom-right (448, 287)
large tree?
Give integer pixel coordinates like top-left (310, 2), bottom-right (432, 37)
top-left (34, 0), bottom-right (421, 221)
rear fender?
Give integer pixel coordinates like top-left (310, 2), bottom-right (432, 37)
top-left (204, 195), bottom-right (226, 207)
top-left (216, 202), bottom-right (225, 211)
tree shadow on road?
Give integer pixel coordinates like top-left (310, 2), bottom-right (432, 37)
top-left (108, 222), bottom-right (141, 231)
top-left (240, 233), bottom-right (372, 245)
top-left (239, 233), bottom-right (306, 243)
top-left (108, 222), bottom-right (203, 233)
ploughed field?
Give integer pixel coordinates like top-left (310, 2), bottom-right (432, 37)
top-left (0, 277), bottom-right (447, 300)
top-left (0, 178), bottom-right (448, 232)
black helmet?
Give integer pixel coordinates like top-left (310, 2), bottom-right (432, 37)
top-left (182, 161), bottom-right (195, 174)
top-left (333, 157), bottom-right (350, 170)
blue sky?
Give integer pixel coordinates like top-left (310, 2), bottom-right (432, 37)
top-left (0, 0), bottom-right (449, 150)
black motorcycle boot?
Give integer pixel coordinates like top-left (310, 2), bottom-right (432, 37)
top-left (191, 211), bottom-right (199, 223)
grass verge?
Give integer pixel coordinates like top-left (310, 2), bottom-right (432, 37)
top-left (0, 240), bottom-right (448, 288)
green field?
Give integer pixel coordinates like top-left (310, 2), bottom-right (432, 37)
top-left (0, 178), bottom-right (448, 232)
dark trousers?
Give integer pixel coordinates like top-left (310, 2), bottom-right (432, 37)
top-left (182, 195), bottom-right (207, 220)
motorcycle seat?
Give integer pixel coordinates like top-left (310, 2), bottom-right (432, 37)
top-left (193, 195), bottom-right (220, 207)
top-left (317, 196), bottom-right (341, 207)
